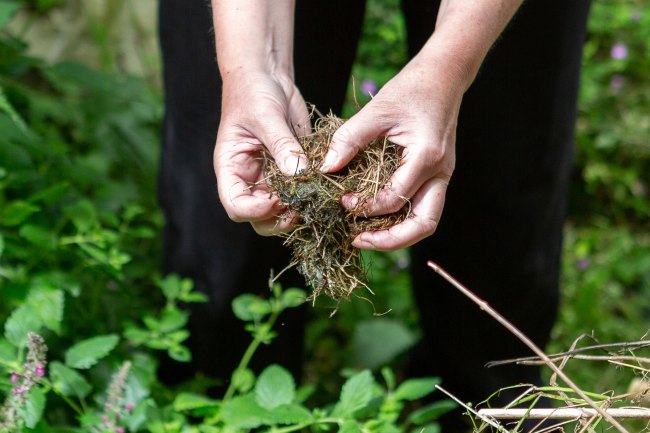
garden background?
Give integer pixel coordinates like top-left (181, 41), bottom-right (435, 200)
top-left (0, 0), bottom-right (648, 431)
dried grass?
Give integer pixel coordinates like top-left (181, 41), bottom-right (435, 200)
top-left (262, 113), bottom-right (410, 302)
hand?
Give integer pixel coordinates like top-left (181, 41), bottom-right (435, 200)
top-left (321, 58), bottom-right (463, 251)
top-left (213, 71), bottom-right (310, 235)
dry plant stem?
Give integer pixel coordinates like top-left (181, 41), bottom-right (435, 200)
top-left (479, 408), bottom-right (650, 420)
top-left (435, 385), bottom-right (512, 433)
top-left (492, 355), bottom-right (650, 366)
top-left (487, 341), bottom-right (650, 367)
top-left (427, 261), bottom-right (631, 433)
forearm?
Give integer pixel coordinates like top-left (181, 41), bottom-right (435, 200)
top-left (413, 0), bottom-right (523, 92)
top-left (212, 0), bottom-right (295, 79)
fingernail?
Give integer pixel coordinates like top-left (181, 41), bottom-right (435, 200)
top-left (320, 149), bottom-right (338, 173)
top-left (353, 236), bottom-right (375, 249)
top-left (283, 155), bottom-right (307, 175)
top-left (342, 195), bottom-right (360, 210)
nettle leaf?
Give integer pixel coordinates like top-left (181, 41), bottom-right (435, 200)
top-left (352, 318), bottom-right (418, 369)
top-left (220, 394), bottom-right (271, 429)
top-left (0, 338), bottom-right (16, 361)
top-left (231, 368), bottom-right (255, 394)
top-left (232, 294), bottom-right (272, 322)
top-left (0, 200), bottom-right (40, 226)
top-left (4, 304), bottom-right (43, 347)
top-left (339, 420), bottom-right (362, 433)
top-left (158, 308), bottom-right (188, 332)
top-left (393, 377), bottom-right (440, 401)
top-left (281, 288), bottom-right (306, 308)
top-left (332, 370), bottom-right (374, 417)
top-left (27, 286), bottom-right (64, 334)
top-left (21, 386), bottom-right (46, 428)
top-left (173, 393), bottom-right (219, 412)
top-left (65, 334), bottom-right (119, 369)
top-left (255, 364), bottom-right (295, 409)
top-left (49, 361), bottom-right (92, 398)
top-left (266, 404), bottom-right (313, 424)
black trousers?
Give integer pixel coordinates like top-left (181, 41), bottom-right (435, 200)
top-left (158, 0), bottom-right (590, 428)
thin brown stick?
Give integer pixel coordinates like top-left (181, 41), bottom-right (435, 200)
top-left (427, 261), bottom-right (631, 433)
top-left (487, 341), bottom-right (650, 367)
top-left (479, 408), bottom-right (650, 420)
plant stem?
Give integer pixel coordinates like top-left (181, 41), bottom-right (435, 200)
top-left (222, 307), bottom-right (282, 402)
top-left (270, 417), bottom-right (343, 433)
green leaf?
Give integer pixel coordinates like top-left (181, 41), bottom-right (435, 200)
top-left (281, 288), bottom-right (306, 308)
top-left (231, 368), bottom-right (255, 394)
top-left (4, 304), bottom-right (43, 347)
top-left (0, 201), bottom-right (40, 226)
top-left (167, 344), bottom-right (191, 362)
top-left (49, 361), bottom-right (92, 398)
top-left (352, 318), bottom-right (418, 369)
top-left (27, 287), bottom-right (64, 334)
top-left (158, 308), bottom-right (188, 332)
top-left (333, 370), bottom-right (374, 417)
top-left (65, 334), bottom-right (119, 369)
top-left (0, 1), bottom-right (19, 29)
top-left (64, 200), bottom-right (96, 232)
top-left (408, 400), bottom-right (457, 425)
top-left (22, 386), bottom-right (46, 428)
top-left (0, 234), bottom-right (4, 257)
top-left (339, 420), bottom-right (362, 433)
top-left (393, 377), bottom-right (440, 401)
top-left (19, 224), bottom-right (57, 250)
top-left (267, 403), bottom-right (313, 424)
top-left (232, 294), bottom-right (272, 322)
top-left (0, 338), bottom-right (16, 361)
top-left (173, 393), bottom-right (219, 412)
top-left (255, 364), bottom-right (296, 409)
top-left (220, 394), bottom-right (270, 429)
top-left (416, 423), bottom-right (441, 433)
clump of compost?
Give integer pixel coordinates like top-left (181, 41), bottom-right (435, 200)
top-left (262, 113), bottom-right (411, 303)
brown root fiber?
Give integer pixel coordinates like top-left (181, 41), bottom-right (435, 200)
top-left (262, 113), bottom-right (411, 302)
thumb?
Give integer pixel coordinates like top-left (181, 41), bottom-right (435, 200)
top-left (256, 111), bottom-right (308, 176)
top-left (321, 108), bottom-right (387, 173)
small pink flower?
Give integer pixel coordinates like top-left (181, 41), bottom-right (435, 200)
top-left (13, 386), bottom-right (28, 395)
top-left (611, 43), bottom-right (628, 60)
top-left (124, 403), bottom-right (136, 410)
top-left (116, 428), bottom-right (125, 433)
top-left (10, 371), bottom-right (19, 383)
top-left (35, 364), bottom-right (46, 377)
top-left (361, 79), bottom-right (378, 96)
top-left (102, 416), bottom-right (110, 423)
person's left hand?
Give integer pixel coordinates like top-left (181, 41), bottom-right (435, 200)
top-left (320, 58), bottom-right (464, 251)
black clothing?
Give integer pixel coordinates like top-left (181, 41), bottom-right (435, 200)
top-left (158, 0), bottom-right (590, 430)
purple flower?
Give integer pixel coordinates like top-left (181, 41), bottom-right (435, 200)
top-left (35, 364), bottom-right (45, 377)
top-left (361, 79), bottom-right (378, 96)
top-left (610, 43), bottom-right (628, 60)
top-left (610, 74), bottom-right (625, 93)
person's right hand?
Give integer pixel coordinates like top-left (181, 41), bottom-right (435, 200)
top-left (213, 71), bottom-right (310, 235)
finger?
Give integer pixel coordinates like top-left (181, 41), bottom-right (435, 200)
top-left (351, 177), bottom-right (449, 251)
top-left (321, 106), bottom-right (389, 173)
top-left (346, 144), bottom-right (453, 216)
top-left (251, 210), bottom-right (299, 236)
top-left (215, 144), bottom-right (281, 223)
top-left (255, 110), bottom-right (308, 176)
